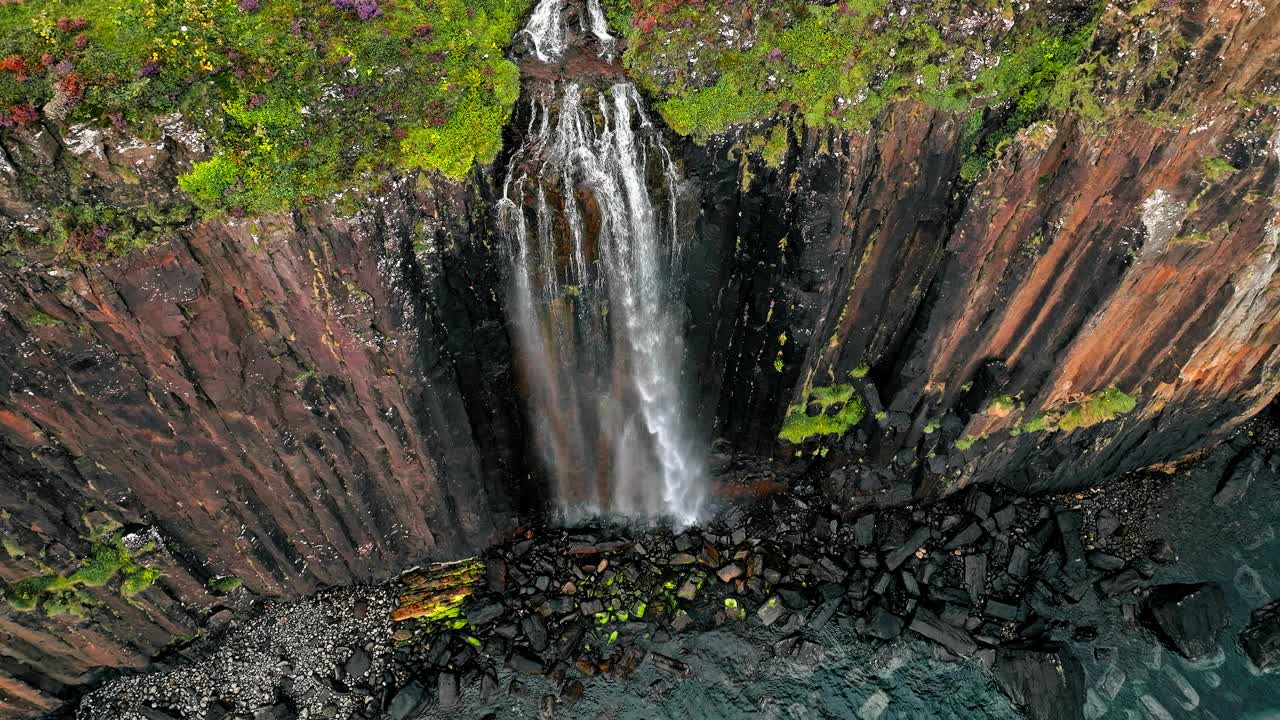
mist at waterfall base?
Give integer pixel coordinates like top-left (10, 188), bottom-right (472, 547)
top-left (499, 0), bottom-right (706, 527)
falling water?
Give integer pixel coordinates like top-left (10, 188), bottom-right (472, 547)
top-left (499, 0), bottom-right (705, 526)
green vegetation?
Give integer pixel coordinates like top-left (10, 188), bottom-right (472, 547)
top-left (607, 0), bottom-right (1105, 145)
top-left (0, 0), bottom-right (533, 214)
top-left (1201, 156), bottom-right (1239, 182)
top-left (24, 311), bottom-right (64, 328)
top-left (1058, 387), bottom-right (1137, 431)
top-left (778, 383), bottom-right (866, 445)
top-left (2, 519), bottom-right (161, 615)
top-left (207, 575), bottom-right (243, 594)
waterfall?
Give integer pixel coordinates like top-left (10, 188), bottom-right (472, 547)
top-left (500, 0), bottom-right (705, 526)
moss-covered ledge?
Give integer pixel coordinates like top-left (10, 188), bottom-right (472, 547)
top-left (1, 0), bottom-right (532, 218)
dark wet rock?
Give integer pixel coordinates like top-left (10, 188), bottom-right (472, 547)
top-left (508, 648), bottom-right (545, 674)
top-left (667, 552), bottom-right (697, 565)
top-left (909, 609), bottom-right (977, 655)
top-left (386, 681), bottom-right (427, 720)
top-left (540, 694), bottom-right (557, 720)
top-left (437, 672), bottom-right (459, 707)
top-left (777, 586), bottom-right (810, 611)
top-left (1215, 450), bottom-right (1263, 505)
top-left (756, 596), bottom-right (785, 627)
top-left (579, 599), bottom-right (604, 616)
top-left (992, 645), bottom-right (1086, 720)
top-left (1240, 598), bottom-right (1280, 673)
top-left (1086, 552), bottom-right (1125, 572)
top-left (1097, 568), bottom-right (1145, 597)
top-left (1055, 511), bottom-right (1086, 572)
top-left (560, 679), bottom-right (586, 706)
top-left (651, 653), bottom-right (690, 676)
top-left (866, 606), bottom-right (904, 640)
top-left (967, 491), bottom-right (993, 519)
top-left (1008, 546), bottom-right (1031, 578)
top-left (1142, 583), bottom-right (1231, 659)
top-left (886, 527), bottom-right (931, 570)
top-left (343, 648), bottom-right (371, 681)
top-left (522, 614), bottom-right (548, 652)
top-left (808, 597), bottom-right (841, 631)
top-left (944, 523), bottom-right (984, 551)
top-left (480, 670), bottom-right (500, 703)
top-left (985, 599), bottom-right (1020, 622)
top-left (486, 559), bottom-right (509, 593)
top-left (467, 601), bottom-right (505, 626)
top-left (1148, 540), bottom-right (1177, 564)
top-left (964, 554), bottom-right (988, 603)
top-left (1095, 510), bottom-right (1121, 545)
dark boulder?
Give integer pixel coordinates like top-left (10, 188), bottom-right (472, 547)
top-left (1142, 583), bottom-right (1231, 659)
top-left (992, 645), bottom-right (1086, 720)
top-left (386, 680), bottom-right (428, 720)
top-left (1239, 598), bottom-right (1280, 673)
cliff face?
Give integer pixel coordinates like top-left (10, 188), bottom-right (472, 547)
top-left (686, 0), bottom-right (1280, 501)
top-left (0, 130), bottom-right (531, 714)
top-left (1, 0), bottom-right (1279, 714)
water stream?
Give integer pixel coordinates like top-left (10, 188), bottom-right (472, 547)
top-left (499, 0), bottom-right (705, 525)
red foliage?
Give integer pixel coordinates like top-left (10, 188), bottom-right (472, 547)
top-left (0, 104), bottom-right (39, 128)
top-left (0, 55), bottom-right (27, 77)
top-left (57, 72), bottom-right (85, 100)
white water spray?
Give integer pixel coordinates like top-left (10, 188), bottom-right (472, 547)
top-left (501, 0), bottom-right (705, 526)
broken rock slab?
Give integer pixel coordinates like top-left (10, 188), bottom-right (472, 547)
top-left (1240, 598), bottom-right (1280, 673)
top-left (992, 645), bottom-right (1086, 720)
top-left (909, 609), bottom-right (977, 656)
top-left (1142, 583), bottom-right (1231, 660)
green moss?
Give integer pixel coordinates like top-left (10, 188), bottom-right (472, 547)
top-left (778, 383), bottom-right (866, 445)
top-left (923, 418), bottom-right (940, 434)
top-left (850, 364), bottom-right (871, 379)
top-left (43, 590), bottom-right (92, 619)
top-left (617, 0), bottom-right (1103, 145)
top-left (25, 311), bottom-right (65, 328)
top-left (3, 538), bottom-right (26, 559)
top-left (1, 0), bottom-right (534, 215)
top-left (1201, 156), bottom-right (1238, 182)
top-left (986, 394), bottom-right (1019, 414)
top-left (1058, 387), bottom-right (1137, 431)
top-left (121, 566), bottom-right (161, 596)
top-left (207, 575), bottom-right (243, 594)
top-left (954, 433), bottom-right (987, 451)
top-left (5, 575), bottom-right (71, 612)
top-left (4, 527), bottom-right (160, 613)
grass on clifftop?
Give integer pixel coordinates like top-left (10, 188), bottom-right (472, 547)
top-left (603, 0), bottom-right (1102, 141)
top-left (0, 0), bottom-right (531, 213)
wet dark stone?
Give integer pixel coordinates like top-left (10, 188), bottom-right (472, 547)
top-left (909, 609), bottom-right (977, 655)
top-left (1086, 551), bottom-right (1125, 572)
top-left (1095, 510), bottom-right (1121, 544)
top-left (886, 526), bottom-right (931, 570)
top-left (1096, 568), bottom-right (1145, 597)
top-left (964, 554), bottom-right (988, 603)
top-left (386, 681), bottom-right (427, 720)
top-left (480, 670), bottom-right (500, 703)
top-left (865, 605), bottom-right (904, 640)
top-left (777, 585), bottom-right (810, 611)
top-left (467, 601), bottom-right (505, 626)
top-left (1055, 511), bottom-right (1086, 572)
top-left (1239, 598), bottom-right (1280, 673)
top-left (486, 559), bottom-right (508, 593)
top-left (1008, 546), bottom-right (1031, 578)
top-left (966, 491), bottom-right (993, 520)
top-left (343, 648), bottom-right (371, 681)
top-left (985, 599), bottom-right (1020, 622)
top-left (808, 597), bottom-right (841, 631)
top-left (992, 645), bottom-right (1086, 720)
top-left (1148, 540), bottom-right (1177, 564)
top-left (1142, 583), bottom-right (1231, 660)
top-left (522, 614), bottom-right (549, 652)
top-left (437, 672), bottom-right (459, 707)
top-left (1215, 450), bottom-right (1263, 505)
top-left (508, 648), bottom-right (545, 675)
top-left (943, 523), bottom-right (984, 551)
